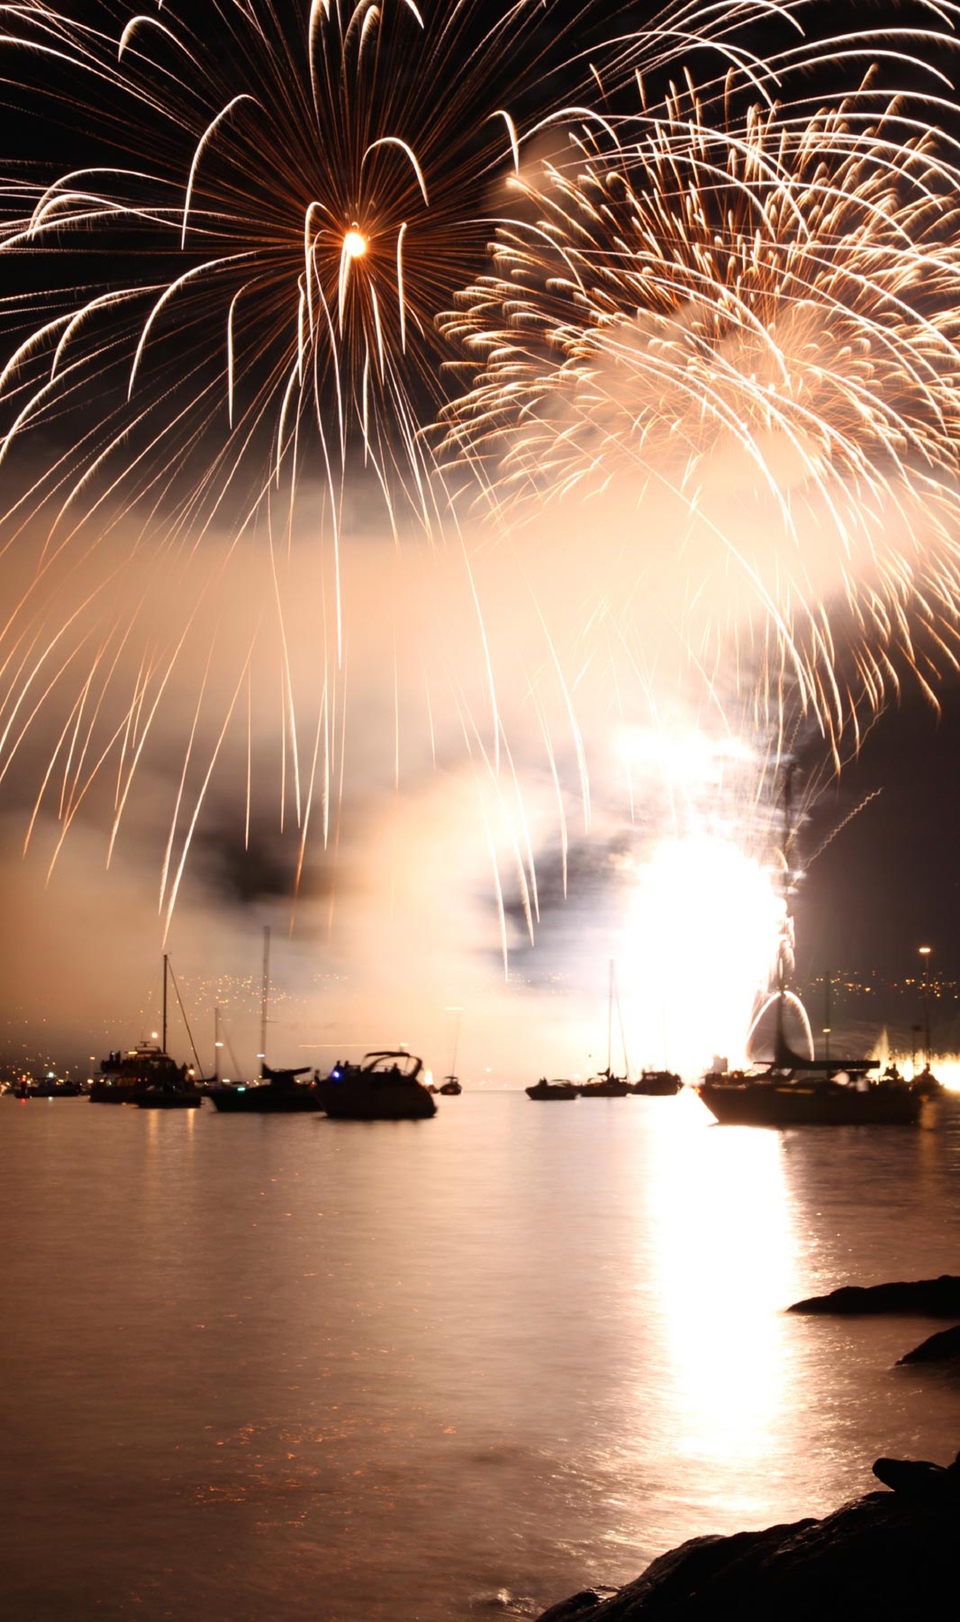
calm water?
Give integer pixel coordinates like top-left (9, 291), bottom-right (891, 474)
top-left (1, 1091), bottom-right (959, 1621)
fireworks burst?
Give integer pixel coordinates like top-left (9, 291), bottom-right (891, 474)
top-left (438, 72), bottom-right (960, 748)
top-left (1, 0), bottom-right (960, 1015)
top-left (0, 0), bottom-right (815, 546)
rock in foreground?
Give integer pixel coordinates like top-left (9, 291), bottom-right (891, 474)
top-left (898, 1323), bottom-right (960, 1364)
top-left (788, 1274), bottom-right (960, 1316)
top-left (537, 1454), bottom-right (960, 1621)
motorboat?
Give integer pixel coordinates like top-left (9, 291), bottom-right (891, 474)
top-left (525, 1078), bottom-right (579, 1100)
top-left (315, 1052), bottom-right (437, 1119)
top-left (11, 1074), bottom-right (83, 1099)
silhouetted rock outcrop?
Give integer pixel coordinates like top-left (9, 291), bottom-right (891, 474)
top-left (898, 1324), bottom-right (960, 1365)
top-left (536, 1453), bottom-right (960, 1621)
top-left (788, 1274), bottom-right (960, 1317)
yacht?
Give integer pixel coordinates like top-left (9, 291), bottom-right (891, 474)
top-left (315, 1052), bottom-right (437, 1119)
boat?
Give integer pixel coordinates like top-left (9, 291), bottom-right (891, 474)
top-left (211, 1063), bottom-right (323, 1113)
top-left (93, 955), bottom-right (200, 1105)
top-left (91, 1039), bottom-right (189, 1103)
top-left (195, 1006), bottom-right (238, 1095)
top-left (695, 769), bottom-right (923, 1129)
top-left (315, 1051), bottom-right (437, 1119)
top-left (631, 1069), bottom-right (682, 1097)
top-left (210, 929), bottom-right (324, 1114)
top-left (579, 1068), bottom-right (632, 1097)
top-left (579, 964), bottom-right (634, 1097)
top-left (525, 1078), bottom-right (580, 1100)
top-left (696, 1050), bottom-right (922, 1127)
top-left (11, 1074), bottom-right (83, 1099)
top-left (137, 1083), bottom-right (202, 1110)
top-left (439, 1007), bottom-right (462, 1093)
top-left (910, 1064), bottom-right (944, 1101)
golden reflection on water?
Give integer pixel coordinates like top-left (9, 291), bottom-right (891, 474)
top-left (640, 1098), bottom-right (802, 1520)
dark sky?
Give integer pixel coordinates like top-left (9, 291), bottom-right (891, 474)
top-left (795, 688), bottom-right (960, 987)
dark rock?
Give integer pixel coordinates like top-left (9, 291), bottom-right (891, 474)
top-left (872, 1451), bottom-right (960, 1495)
top-left (788, 1273), bottom-right (960, 1317)
top-left (898, 1323), bottom-right (960, 1365)
top-left (537, 1590), bottom-right (609, 1621)
top-left (536, 1457), bottom-right (960, 1620)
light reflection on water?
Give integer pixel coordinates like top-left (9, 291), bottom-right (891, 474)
top-left (0, 1092), bottom-right (958, 1621)
top-left (646, 1108), bottom-right (800, 1491)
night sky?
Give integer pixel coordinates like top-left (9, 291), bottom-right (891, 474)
top-left (3, 1), bottom-right (960, 1071)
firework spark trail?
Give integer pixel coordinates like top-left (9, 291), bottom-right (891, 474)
top-left (0, 0), bottom-right (859, 893)
top-left (0, 0), bottom-right (817, 545)
top-left (437, 78), bottom-right (960, 751)
top-left (0, 1), bottom-right (959, 948)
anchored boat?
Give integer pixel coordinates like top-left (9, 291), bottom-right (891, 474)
top-left (315, 1051), bottom-right (437, 1119)
top-left (696, 769), bottom-right (922, 1128)
top-left (210, 929), bottom-right (323, 1114)
top-left (525, 1078), bottom-right (579, 1100)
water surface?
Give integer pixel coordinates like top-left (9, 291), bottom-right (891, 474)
top-left (1, 1091), bottom-right (958, 1620)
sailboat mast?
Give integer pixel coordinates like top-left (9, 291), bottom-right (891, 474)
top-left (214, 1005), bottom-right (221, 1085)
top-left (607, 960), bottom-right (614, 1074)
top-left (449, 1008), bottom-right (461, 1079)
top-left (162, 953), bottom-right (168, 1054)
top-left (776, 765), bottom-right (794, 1057)
top-left (259, 926), bottom-right (270, 1075)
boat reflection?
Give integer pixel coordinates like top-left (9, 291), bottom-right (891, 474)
top-left (640, 1099), bottom-right (802, 1524)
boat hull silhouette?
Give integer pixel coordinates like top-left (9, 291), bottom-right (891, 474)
top-left (137, 1089), bottom-right (202, 1110)
top-left (631, 1071), bottom-right (682, 1097)
top-left (316, 1052), bottom-right (437, 1119)
top-left (525, 1079), bottom-right (579, 1100)
top-left (211, 1068), bottom-right (323, 1113)
top-left (697, 1075), bottom-right (922, 1127)
top-left (579, 1076), bottom-right (631, 1097)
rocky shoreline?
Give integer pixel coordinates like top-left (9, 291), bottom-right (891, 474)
top-left (538, 1277), bottom-right (960, 1618)
top-left (536, 1451), bottom-right (960, 1620)
top-left (787, 1271), bottom-right (960, 1365)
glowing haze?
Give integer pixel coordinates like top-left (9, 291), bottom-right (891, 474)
top-left (4, 4), bottom-right (960, 1078)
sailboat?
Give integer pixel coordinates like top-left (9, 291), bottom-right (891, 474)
top-left (92, 956), bottom-right (199, 1106)
top-left (210, 929), bottom-right (323, 1114)
top-left (695, 772), bottom-right (922, 1128)
top-left (580, 964), bottom-right (632, 1097)
top-left (136, 956), bottom-right (203, 1108)
top-left (439, 1007), bottom-right (463, 1094)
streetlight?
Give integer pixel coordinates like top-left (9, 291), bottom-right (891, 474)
top-left (918, 946), bottom-right (932, 1065)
